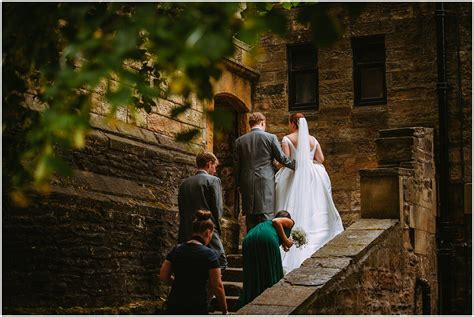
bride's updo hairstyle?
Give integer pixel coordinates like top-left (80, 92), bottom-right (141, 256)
top-left (192, 210), bottom-right (215, 234)
top-left (289, 113), bottom-right (305, 129)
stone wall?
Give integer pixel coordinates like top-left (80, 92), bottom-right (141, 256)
top-left (237, 219), bottom-right (437, 315)
top-left (252, 2), bottom-right (471, 230)
top-left (3, 125), bottom-right (196, 314)
top-left (3, 40), bottom-right (255, 313)
top-left (361, 127), bottom-right (437, 255)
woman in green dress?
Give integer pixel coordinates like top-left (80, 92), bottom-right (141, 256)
top-left (236, 210), bottom-right (295, 309)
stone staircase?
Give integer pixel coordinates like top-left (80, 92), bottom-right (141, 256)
top-left (211, 253), bottom-right (243, 313)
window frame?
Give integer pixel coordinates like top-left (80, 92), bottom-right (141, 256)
top-left (287, 43), bottom-right (319, 112)
top-left (351, 35), bottom-right (387, 107)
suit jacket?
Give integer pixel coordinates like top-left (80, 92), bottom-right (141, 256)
top-left (234, 128), bottom-right (295, 215)
top-left (177, 171), bottom-right (223, 243)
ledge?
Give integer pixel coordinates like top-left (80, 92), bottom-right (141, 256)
top-left (359, 167), bottom-right (414, 178)
top-left (223, 58), bottom-right (260, 82)
top-left (90, 113), bottom-right (203, 157)
top-left (236, 219), bottom-right (399, 315)
top-left (378, 127), bottom-right (434, 138)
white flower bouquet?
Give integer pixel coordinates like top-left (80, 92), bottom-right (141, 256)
top-left (290, 227), bottom-right (308, 248)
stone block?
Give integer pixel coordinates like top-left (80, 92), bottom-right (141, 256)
top-left (139, 128), bottom-right (159, 144)
top-left (284, 266), bottom-right (342, 287)
top-left (147, 113), bottom-right (181, 137)
top-left (108, 133), bottom-right (149, 157)
top-left (408, 205), bottom-right (415, 228)
top-left (114, 120), bottom-right (146, 140)
top-left (303, 256), bottom-right (352, 269)
top-left (411, 207), bottom-right (436, 234)
top-left (330, 228), bottom-right (385, 247)
top-left (414, 229), bottom-right (432, 255)
top-left (236, 303), bottom-right (295, 315)
top-left (313, 241), bottom-right (367, 259)
top-left (375, 136), bottom-right (416, 165)
top-left (360, 172), bottom-right (402, 219)
top-left (87, 130), bottom-right (110, 147)
top-left (346, 218), bottom-right (398, 231)
top-left (89, 113), bottom-right (119, 134)
top-left (352, 107), bottom-right (388, 128)
top-left (127, 108), bottom-right (148, 128)
top-left (251, 281), bottom-right (316, 307)
top-left (378, 127), bottom-right (432, 138)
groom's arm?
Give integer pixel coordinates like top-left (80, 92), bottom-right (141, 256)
top-left (270, 135), bottom-right (295, 170)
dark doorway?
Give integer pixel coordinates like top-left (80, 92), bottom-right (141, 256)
top-left (213, 94), bottom-right (244, 253)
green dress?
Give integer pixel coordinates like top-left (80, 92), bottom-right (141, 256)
top-left (236, 220), bottom-right (292, 309)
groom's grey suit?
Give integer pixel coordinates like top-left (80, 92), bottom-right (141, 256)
top-left (234, 127), bottom-right (295, 231)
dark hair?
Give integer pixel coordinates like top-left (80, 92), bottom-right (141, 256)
top-left (196, 152), bottom-right (218, 169)
top-left (274, 210), bottom-right (294, 229)
top-left (289, 113), bottom-right (305, 129)
top-left (192, 210), bottom-right (215, 234)
top-left (249, 112), bottom-right (266, 127)
top-left (275, 210), bottom-right (292, 219)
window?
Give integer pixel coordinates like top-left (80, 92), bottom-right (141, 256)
top-left (351, 35), bottom-right (387, 106)
top-left (287, 43), bottom-right (319, 111)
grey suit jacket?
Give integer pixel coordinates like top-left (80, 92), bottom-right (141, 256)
top-left (234, 128), bottom-right (295, 215)
top-left (177, 171), bottom-right (223, 243)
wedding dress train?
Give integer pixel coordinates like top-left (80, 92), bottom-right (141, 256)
top-left (275, 118), bottom-right (344, 274)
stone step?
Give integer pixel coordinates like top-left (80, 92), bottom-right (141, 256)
top-left (226, 254), bottom-right (243, 268)
top-left (222, 267), bottom-right (243, 282)
top-left (223, 281), bottom-right (243, 297)
top-left (210, 295), bottom-right (240, 313)
top-left (227, 296), bottom-right (240, 312)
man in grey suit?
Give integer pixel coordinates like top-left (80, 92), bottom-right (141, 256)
top-left (178, 152), bottom-right (227, 269)
top-left (234, 112), bottom-right (295, 232)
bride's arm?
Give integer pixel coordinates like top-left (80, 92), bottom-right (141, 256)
top-left (282, 141), bottom-right (290, 157)
top-left (313, 138), bottom-right (325, 163)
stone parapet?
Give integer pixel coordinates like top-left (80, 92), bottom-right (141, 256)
top-left (359, 127), bottom-right (436, 255)
top-left (237, 218), bottom-right (437, 314)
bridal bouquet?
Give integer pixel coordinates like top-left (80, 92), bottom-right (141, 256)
top-left (290, 227), bottom-right (308, 248)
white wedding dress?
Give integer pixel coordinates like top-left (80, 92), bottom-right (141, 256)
top-left (275, 118), bottom-right (344, 274)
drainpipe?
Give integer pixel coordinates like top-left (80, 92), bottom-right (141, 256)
top-left (435, 2), bottom-right (450, 314)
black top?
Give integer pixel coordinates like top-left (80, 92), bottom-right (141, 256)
top-left (166, 242), bottom-right (220, 314)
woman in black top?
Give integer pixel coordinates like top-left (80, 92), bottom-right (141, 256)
top-left (160, 210), bottom-right (228, 314)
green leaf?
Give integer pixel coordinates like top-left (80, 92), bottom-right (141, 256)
top-left (105, 86), bottom-right (132, 107)
top-left (281, 2), bottom-right (296, 10)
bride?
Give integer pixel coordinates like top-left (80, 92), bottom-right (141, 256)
top-left (275, 112), bottom-right (344, 274)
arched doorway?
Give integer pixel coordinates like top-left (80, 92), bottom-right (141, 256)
top-left (213, 93), bottom-right (246, 253)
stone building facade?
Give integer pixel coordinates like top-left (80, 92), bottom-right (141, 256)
top-left (253, 2), bottom-right (471, 314)
top-left (3, 38), bottom-right (256, 313)
top-left (2, 2), bottom-right (471, 314)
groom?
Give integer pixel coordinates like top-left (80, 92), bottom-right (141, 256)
top-left (234, 112), bottom-right (295, 232)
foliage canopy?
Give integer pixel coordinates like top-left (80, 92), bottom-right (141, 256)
top-left (3, 2), bottom-right (363, 205)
